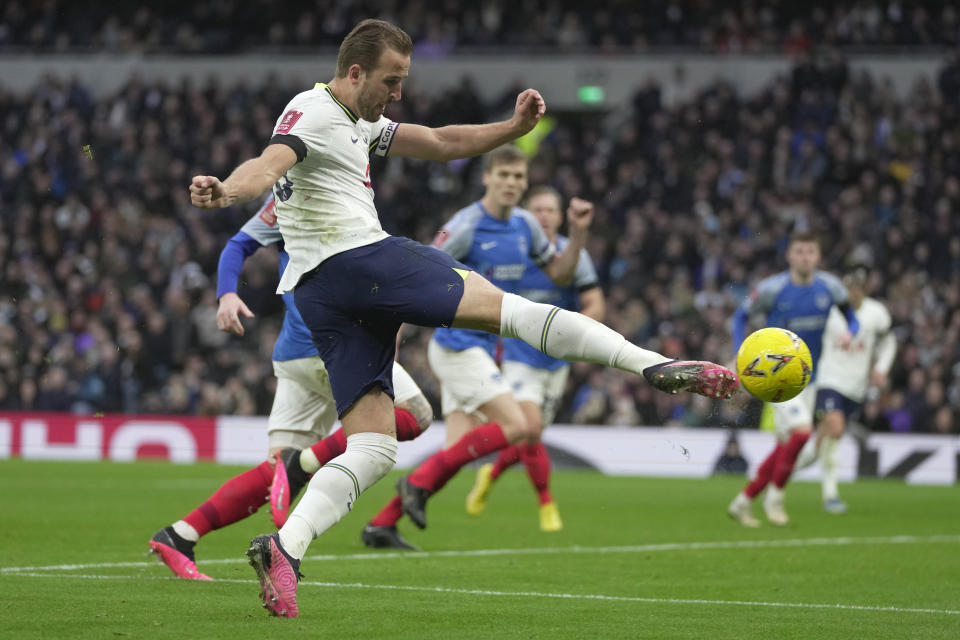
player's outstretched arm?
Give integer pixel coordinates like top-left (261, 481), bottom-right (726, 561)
top-left (389, 89), bottom-right (545, 162)
top-left (190, 144), bottom-right (297, 209)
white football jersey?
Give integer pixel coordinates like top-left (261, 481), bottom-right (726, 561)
top-left (816, 297), bottom-right (896, 402)
top-left (271, 83), bottom-right (398, 293)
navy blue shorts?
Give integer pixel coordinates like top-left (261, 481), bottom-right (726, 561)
top-left (294, 236), bottom-right (469, 415)
top-left (815, 388), bottom-right (862, 422)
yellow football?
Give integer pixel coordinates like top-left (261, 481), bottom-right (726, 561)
top-left (736, 328), bottom-right (813, 403)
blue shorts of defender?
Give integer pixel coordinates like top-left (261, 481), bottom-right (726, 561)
top-left (294, 236), bottom-right (469, 415)
top-left (815, 388), bottom-right (862, 422)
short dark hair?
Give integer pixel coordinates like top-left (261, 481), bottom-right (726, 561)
top-left (788, 230), bottom-right (820, 247)
top-left (844, 266), bottom-right (869, 288)
top-left (523, 185), bottom-right (562, 209)
top-left (482, 145), bottom-right (529, 173)
top-left (336, 19), bottom-right (413, 78)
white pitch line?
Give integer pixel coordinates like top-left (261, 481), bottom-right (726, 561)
top-left (8, 572), bottom-right (960, 617)
top-left (3, 533), bottom-right (959, 574)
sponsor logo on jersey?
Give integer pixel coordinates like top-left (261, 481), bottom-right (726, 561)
top-left (787, 315), bottom-right (828, 331)
top-left (491, 264), bottom-right (526, 280)
top-left (276, 110), bottom-right (304, 134)
top-left (480, 241), bottom-right (498, 250)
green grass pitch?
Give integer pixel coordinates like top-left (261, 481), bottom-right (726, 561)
top-left (1, 459), bottom-right (958, 639)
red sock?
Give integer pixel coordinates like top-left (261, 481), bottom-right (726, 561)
top-left (521, 441), bottom-right (553, 505)
top-left (744, 443), bottom-right (782, 499)
top-left (308, 429), bottom-right (347, 468)
top-left (772, 431), bottom-right (811, 488)
top-left (183, 461), bottom-right (273, 537)
top-left (308, 408), bottom-right (423, 469)
top-left (408, 422), bottom-right (509, 492)
top-left (394, 408), bottom-right (424, 441)
top-left (490, 444), bottom-right (522, 480)
top-left (370, 495), bottom-right (403, 527)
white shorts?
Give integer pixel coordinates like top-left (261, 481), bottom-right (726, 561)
top-left (428, 339), bottom-right (511, 417)
top-left (501, 360), bottom-right (570, 426)
top-left (268, 357), bottom-right (421, 449)
top-left (771, 382), bottom-right (817, 439)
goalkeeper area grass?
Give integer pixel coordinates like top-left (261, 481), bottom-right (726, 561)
top-left (1, 459), bottom-right (957, 639)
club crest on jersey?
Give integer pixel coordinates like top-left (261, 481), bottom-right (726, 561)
top-left (816, 293), bottom-right (831, 309)
top-left (276, 110), bottom-right (304, 134)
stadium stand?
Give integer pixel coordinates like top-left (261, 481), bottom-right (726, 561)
top-left (0, 22), bottom-right (958, 434)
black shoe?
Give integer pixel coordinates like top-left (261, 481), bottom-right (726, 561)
top-left (361, 524), bottom-right (421, 551)
top-left (278, 448), bottom-right (311, 499)
top-left (150, 525), bottom-right (197, 561)
top-left (396, 475), bottom-right (431, 529)
top-left (148, 526), bottom-right (212, 580)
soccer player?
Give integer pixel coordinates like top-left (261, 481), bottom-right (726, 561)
top-left (149, 194), bottom-right (432, 579)
top-left (797, 267), bottom-right (896, 513)
top-left (467, 184), bottom-right (605, 531)
top-left (727, 230), bottom-right (859, 527)
top-left (189, 19), bottom-right (737, 617)
top-left (362, 154), bottom-right (600, 548)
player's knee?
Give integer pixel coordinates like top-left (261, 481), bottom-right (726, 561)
top-left (523, 418), bottom-right (544, 443)
top-left (400, 393), bottom-right (434, 433)
top-left (823, 412), bottom-right (845, 439)
top-left (499, 414), bottom-right (531, 443)
top-left (348, 433), bottom-right (398, 489)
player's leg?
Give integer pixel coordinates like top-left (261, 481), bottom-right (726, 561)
top-left (728, 406), bottom-right (778, 528)
top-left (486, 360), bottom-right (545, 488)
top-left (363, 408), bottom-right (475, 551)
top-left (819, 402), bottom-right (848, 513)
top-left (452, 273), bottom-right (738, 399)
top-left (149, 358), bottom-right (330, 579)
top-left (487, 359), bottom-right (565, 530)
top-left (249, 387), bottom-right (398, 617)
top-left (248, 260), bottom-right (407, 617)
top-left (465, 396), bottom-right (533, 517)
top-left (266, 356), bottom-right (340, 527)
top-left (796, 386), bottom-right (831, 470)
top-left (401, 390), bottom-right (529, 528)
top-left (762, 387), bottom-right (816, 526)
top-left (525, 364), bottom-right (568, 532)
top-left (388, 339), bottom-right (523, 528)
top-left (297, 362), bottom-right (430, 473)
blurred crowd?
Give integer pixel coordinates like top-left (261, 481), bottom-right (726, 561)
top-left (1, 0), bottom-right (958, 54)
top-left (1, 49), bottom-right (959, 435)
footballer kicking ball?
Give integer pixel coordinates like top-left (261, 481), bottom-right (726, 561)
top-left (736, 328), bottom-right (813, 403)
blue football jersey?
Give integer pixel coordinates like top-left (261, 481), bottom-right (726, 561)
top-left (502, 235), bottom-right (599, 371)
top-left (431, 201), bottom-right (555, 356)
top-left (230, 195), bottom-right (318, 362)
top-left (733, 270), bottom-right (849, 377)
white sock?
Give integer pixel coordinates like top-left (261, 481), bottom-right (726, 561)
top-left (821, 437), bottom-right (840, 501)
top-left (172, 520), bottom-right (199, 542)
top-left (732, 492), bottom-right (750, 507)
top-left (794, 434), bottom-right (820, 471)
top-left (766, 484), bottom-right (784, 505)
top-left (300, 447), bottom-right (321, 474)
top-left (499, 293), bottom-right (669, 374)
top-left (278, 432), bottom-right (397, 559)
